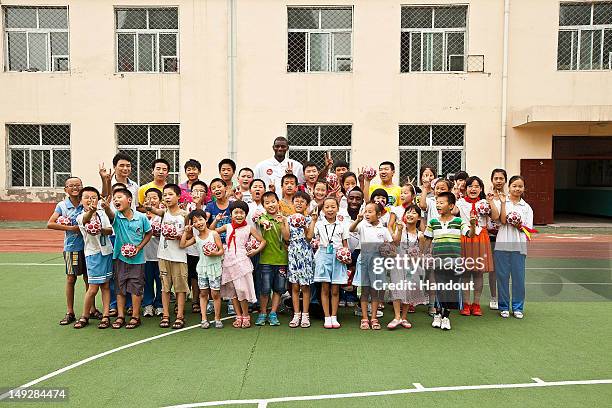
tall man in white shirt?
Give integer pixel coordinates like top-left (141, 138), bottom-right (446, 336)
top-left (254, 137), bottom-right (304, 192)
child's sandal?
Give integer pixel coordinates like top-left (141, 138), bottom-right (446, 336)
top-left (300, 313), bottom-right (311, 328)
top-left (192, 302), bottom-right (201, 314)
top-left (125, 317), bottom-right (141, 329)
top-left (112, 317), bottom-right (125, 329)
top-left (172, 318), bottom-right (184, 330)
top-left (59, 313), bottom-right (76, 326)
top-left (159, 316), bottom-right (171, 328)
top-left (98, 316), bottom-right (111, 329)
top-left (289, 313), bottom-right (301, 328)
top-left (359, 319), bottom-right (370, 330)
top-left (241, 315), bottom-right (251, 328)
top-left (370, 319), bottom-right (381, 330)
top-left (232, 316), bottom-right (243, 328)
top-left (109, 309), bottom-right (118, 318)
top-left (90, 309), bottom-right (103, 320)
top-left (73, 316), bottom-right (89, 329)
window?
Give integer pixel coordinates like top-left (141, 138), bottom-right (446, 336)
top-left (3, 6), bottom-right (69, 72)
top-left (116, 124), bottom-right (180, 184)
top-left (287, 124), bottom-right (351, 168)
top-left (7, 124), bottom-right (71, 188)
top-left (287, 7), bottom-right (353, 72)
top-left (400, 5), bottom-right (467, 72)
top-left (399, 125), bottom-right (465, 183)
top-left (557, 2), bottom-right (612, 70)
top-left (115, 7), bottom-right (179, 72)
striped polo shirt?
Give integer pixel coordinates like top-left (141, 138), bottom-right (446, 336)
top-left (424, 217), bottom-right (469, 258)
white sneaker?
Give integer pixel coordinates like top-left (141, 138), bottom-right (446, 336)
top-left (432, 314), bottom-right (442, 328)
top-left (376, 310), bottom-right (384, 318)
top-left (440, 317), bottom-right (451, 330)
top-left (500, 310), bottom-right (510, 318)
top-left (206, 300), bottom-right (214, 314)
top-left (155, 307), bottom-right (164, 316)
top-left (489, 297), bottom-right (498, 310)
top-left (143, 305), bottom-right (154, 317)
top-left (513, 311), bottom-right (524, 319)
top-left (338, 300), bottom-right (346, 307)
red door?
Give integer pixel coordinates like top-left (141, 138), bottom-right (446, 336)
top-left (520, 159), bottom-right (554, 225)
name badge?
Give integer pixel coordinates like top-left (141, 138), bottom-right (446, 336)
top-left (326, 244), bottom-right (334, 254)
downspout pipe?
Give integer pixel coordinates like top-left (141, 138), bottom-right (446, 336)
top-left (228, 0), bottom-right (237, 160)
top-left (501, 0), bottom-right (510, 168)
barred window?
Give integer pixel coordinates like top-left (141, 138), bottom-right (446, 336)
top-left (287, 124), bottom-right (351, 169)
top-left (115, 7), bottom-right (179, 73)
top-left (557, 2), bottom-right (612, 70)
top-left (116, 124), bottom-right (180, 184)
top-left (287, 7), bottom-right (353, 72)
top-left (399, 125), bottom-right (465, 183)
top-left (7, 124), bottom-right (71, 188)
top-left (400, 5), bottom-right (467, 73)
top-left (3, 6), bottom-right (69, 72)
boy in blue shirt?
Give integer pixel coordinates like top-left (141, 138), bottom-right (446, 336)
top-left (102, 188), bottom-right (152, 329)
top-left (47, 177), bottom-right (100, 325)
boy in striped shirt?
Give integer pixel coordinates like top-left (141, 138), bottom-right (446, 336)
top-left (424, 191), bottom-right (476, 330)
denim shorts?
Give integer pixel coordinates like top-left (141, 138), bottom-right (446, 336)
top-left (256, 264), bottom-right (287, 296)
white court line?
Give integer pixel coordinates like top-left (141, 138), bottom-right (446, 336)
top-left (162, 378), bottom-right (612, 408)
top-left (0, 316), bottom-right (234, 401)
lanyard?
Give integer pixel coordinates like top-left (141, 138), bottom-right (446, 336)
top-left (323, 223), bottom-right (337, 246)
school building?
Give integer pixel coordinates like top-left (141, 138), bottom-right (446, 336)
top-left (0, 0), bottom-right (611, 223)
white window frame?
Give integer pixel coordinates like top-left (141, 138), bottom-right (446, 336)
top-left (114, 7), bottom-right (179, 73)
top-left (3, 6), bottom-right (70, 72)
top-left (399, 124), bottom-right (465, 182)
top-left (286, 124), bottom-right (352, 165)
top-left (6, 124), bottom-right (71, 189)
top-left (287, 7), bottom-right (353, 73)
top-left (401, 5), bottom-right (468, 73)
top-left (558, 3), bottom-right (612, 71)
top-left (115, 124), bottom-right (180, 185)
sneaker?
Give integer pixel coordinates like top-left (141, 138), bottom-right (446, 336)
top-left (143, 305), bottom-right (154, 317)
top-left (471, 303), bottom-right (482, 316)
top-left (155, 307), bottom-right (164, 316)
top-left (268, 312), bottom-right (280, 326)
top-left (214, 320), bottom-right (224, 329)
top-left (440, 317), bottom-right (451, 330)
top-left (200, 320), bottom-right (210, 329)
top-left (255, 313), bottom-right (267, 326)
top-left (338, 300), bottom-right (346, 307)
top-left (489, 297), bottom-right (498, 310)
top-left (206, 300), bottom-right (214, 314)
top-left (376, 310), bottom-right (384, 318)
top-left (346, 301), bottom-right (356, 307)
top-left (432, 314), bottom-right (442, 328)
top-left (500, 310), bottom-right (510, 318)
top-left (460, 303), bottom-right (471, 316)
top-left (227, 303), bottom-right (236, 316)
top-left (513, 311), bottom-right (524, 319)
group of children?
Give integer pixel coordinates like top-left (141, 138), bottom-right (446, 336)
top-left (48, 150), bottom-right (534, 332)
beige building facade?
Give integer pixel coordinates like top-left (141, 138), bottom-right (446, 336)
top-left (0, 0), bottom-right (611, 222)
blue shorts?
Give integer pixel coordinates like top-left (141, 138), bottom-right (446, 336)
top-left (313, 250), bottom-right (348, 285)
top-left (256, 264), bottom-right (287, 296)
top-left (85, 253), bottom-right (113, 285)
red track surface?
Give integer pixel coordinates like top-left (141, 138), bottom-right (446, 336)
top-left (0, 230), bottom-right (610, 258)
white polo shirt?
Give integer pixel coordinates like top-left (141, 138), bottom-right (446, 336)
top-left (314, 216), bottom-right (349, 249)
top-left (112, 175), bottom-right (139, 211)
top-left (254, 157), bottom-right (304, 193)
top-left (493, 198), bottom-right (534, 255)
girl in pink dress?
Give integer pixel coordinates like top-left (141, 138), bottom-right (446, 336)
top-left (216, 200), bottom-right (266, 328)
